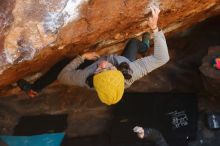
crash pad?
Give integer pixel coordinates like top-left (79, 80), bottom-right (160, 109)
top-left (0, 133), bottom-right (64, 146)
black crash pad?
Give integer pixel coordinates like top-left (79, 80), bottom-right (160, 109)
top-left (110, 92), bottom-right (198, 146)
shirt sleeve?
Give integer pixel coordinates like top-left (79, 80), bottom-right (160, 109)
top-left (128, 30), bottom-right (170, 84)
top-left (57, 56), bottom-right (88, 87)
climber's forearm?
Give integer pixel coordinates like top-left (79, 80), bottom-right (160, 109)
top-left (153, 30), bottom-right (169, 63)
top-left (127, 30), bottom-right (169, 84)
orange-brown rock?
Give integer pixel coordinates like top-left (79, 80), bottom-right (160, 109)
top-left (0, 0), bottom-right (220, 89)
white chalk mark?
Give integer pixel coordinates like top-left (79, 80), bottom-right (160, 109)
top-left (43, 0), bottom-right (88, 34)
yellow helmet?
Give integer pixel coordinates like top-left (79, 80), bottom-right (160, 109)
top-left (93, 70), bottom-right (124, 105)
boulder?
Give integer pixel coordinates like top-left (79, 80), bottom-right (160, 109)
top-left (0, 0), bottom-right (220, 88)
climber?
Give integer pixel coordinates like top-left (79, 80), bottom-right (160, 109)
top-left (133, 126), bottom-right (168, 146)
top-left (18, 5), bottom-right (169, 105)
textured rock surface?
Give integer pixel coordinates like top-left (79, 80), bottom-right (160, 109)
top-left (0, 15), bottom-right (220, 138)
top-left (0, 0), bottom-right (220, 88)
top-left (1, 0), bottom-right (220, 140)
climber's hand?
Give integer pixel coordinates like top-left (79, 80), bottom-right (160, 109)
top-left (82, 52), bottom-right (100, 60)
top-left (148, 5), bottom-right (160, 32)
top-left (133, 126), bottom-right (145, 139)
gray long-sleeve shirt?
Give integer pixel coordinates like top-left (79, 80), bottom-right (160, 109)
top-left (57, 30), bottom-right (169, 89)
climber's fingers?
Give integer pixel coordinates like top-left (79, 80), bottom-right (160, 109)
top-left (133, 126), bottom-right (144, 134)
top-left (150, 5), bottom-right (160, 17)
top-left (92, 52), bottom-right (100, 58)
top-left (82, 52), bottom-right (100, 60)
top-left (153, 5), bottom-right (160, 15)
top-left (133, 126), bottom-right (145, 139)
top-left (150, 6), bottom-right (156, 17)
top-left (136, 128), bottom-right (144, 134)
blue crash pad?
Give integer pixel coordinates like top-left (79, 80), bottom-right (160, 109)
top-left (0, 133), bottom-right (64, 146)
